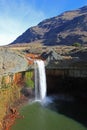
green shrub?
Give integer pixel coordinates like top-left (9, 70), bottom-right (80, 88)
top-left (25, 79), bottom-right (34, 88)
top-left (72, 42), bottom-right (81, 47)
top-left (25, 71), bottom-right (34, 88)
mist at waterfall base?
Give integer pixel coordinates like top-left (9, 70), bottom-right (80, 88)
top-left (11, 60), bottom-right (87, 130)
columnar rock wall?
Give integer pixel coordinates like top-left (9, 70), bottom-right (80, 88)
top-left (46, 69), bottom-right (87, 95)
top-left (46, 68), bottom-right (87, 78)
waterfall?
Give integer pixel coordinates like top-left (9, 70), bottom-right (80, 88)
top-left (34, 60), bottom-right (47, 101)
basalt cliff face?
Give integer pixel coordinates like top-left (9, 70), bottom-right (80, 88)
top-left (11, 6), bottom-right (87, 46)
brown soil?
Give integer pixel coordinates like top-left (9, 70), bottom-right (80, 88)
top-left (2, 95), bottom-right (28, 130)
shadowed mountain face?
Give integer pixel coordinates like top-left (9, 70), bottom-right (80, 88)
top-left (11, 6), bottom-right (87, 46)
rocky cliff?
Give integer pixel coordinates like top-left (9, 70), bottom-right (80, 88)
top-left (0, 47), bottom-right (28, 76)
top-left (0, 48), bottom-right (30, 129)
top-left (11, 6), bottom-right (87, 46)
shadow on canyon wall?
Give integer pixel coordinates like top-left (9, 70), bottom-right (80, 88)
top-left (46, 73), bottom-right (87, 127)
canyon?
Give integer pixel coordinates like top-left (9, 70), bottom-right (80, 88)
top-left (0, 45), bottom-right (87, 129)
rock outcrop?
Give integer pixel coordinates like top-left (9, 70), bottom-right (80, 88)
top-left (0, 47), bottom-right (28, 75)
top-left (0, 47), bottom-right (29, 129)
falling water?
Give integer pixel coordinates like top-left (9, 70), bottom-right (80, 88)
top-left (34, 60), bottom-right (47, 101)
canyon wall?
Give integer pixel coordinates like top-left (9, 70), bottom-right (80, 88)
top-left (46, 68), bottom-right (87, 78)
top-left (46, 69), bottom-right (87, 96)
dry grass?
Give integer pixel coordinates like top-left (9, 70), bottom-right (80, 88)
top-left (8, 43), bottom-right (77, 55)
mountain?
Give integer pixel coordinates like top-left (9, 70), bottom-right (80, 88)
top-left (11, 6), bottom-right (87, 46)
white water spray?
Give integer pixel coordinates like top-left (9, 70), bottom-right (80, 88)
top-left (34, 60), bottom-right (47, 101)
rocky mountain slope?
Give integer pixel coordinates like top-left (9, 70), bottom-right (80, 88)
top-left (11, 6), bottom-right (87, 46)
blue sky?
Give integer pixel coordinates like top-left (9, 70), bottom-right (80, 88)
top-left (0, 0), bottom-right (87, 46)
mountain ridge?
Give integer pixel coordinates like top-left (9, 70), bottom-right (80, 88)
top-left (11, 5), bottom-right (87, 46)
